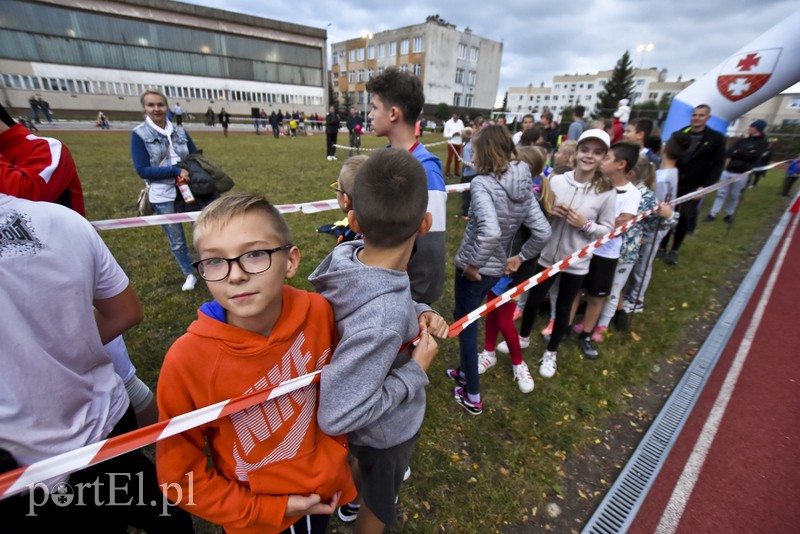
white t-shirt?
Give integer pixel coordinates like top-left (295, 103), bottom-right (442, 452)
top-left (655, 168), bottom-right (678, 203)
top-left (444, 118), bottom-right (465, 145)
top-left (595, 181), bottom-right (642, 259)
top-left (513, 131), bottom-right (523, 145)
top-left (0, 195), bottom-right (130, 472)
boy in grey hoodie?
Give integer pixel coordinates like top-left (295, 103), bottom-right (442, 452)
top-left (309, 149), bottom-right (448, 533)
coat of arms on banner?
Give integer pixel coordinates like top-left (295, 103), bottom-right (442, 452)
top-left (717, 48), bottom-right (782, 102)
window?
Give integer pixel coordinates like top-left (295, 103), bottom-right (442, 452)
top-left (357, 48), bottom-right (364, 61)
top-left (470, 46), bottom-right (479, 61)
top-left (649, 92), bottom-right (658, 100)
top-left (467, 71), bottom-right (476, 86)
top-left (413, 63), bottom-right (421, 76)
top-left (555, 84), bottom-right (560, 90)
top-left (358, 69), bottom-right (364, 82)
top-left (634, 92), bottom-right (642, 99)
top-left (389, 41), bottom-right (397, 55)
top-left (368, 45), bottom-right (375, 59)
top-left (340, 69), bottom-right (346, 78)
top-left (349, 71), bottom-right (355, 83)
top-left (349, 49), bottom-right (355, 62)
top-left (332, 54), bottom-right (338, 65)
top-left (378, 43), bottom-right (385, 58)
top-left (637, 79), bottom-right (645, 86)
top-left (599, 80), bottom-right (606, 87)
top-left (587, 83), bottom-right (593, 89)
top-left (400, 64), bottom-right (408, 73)
top-left (453, 93), bottom-right (462, 106)
top-left (378, 66), bottom-right (384, 76)
top-left (400, 39), bottom-right (409, 55)
top-left (579, 84), bottom-right (584, 88)
top-left (552, 95), bottom-right (558, 101)
top-left (457, 44), bottom-right (467, 59)
top-left (368, 68), bottom-right (374, 79)
top-left (413, 36), bottom-right (423, 53)
top-left (465, 94), bottom-right (473, 107)
top-left (455, 69), bottom-right (464, 84)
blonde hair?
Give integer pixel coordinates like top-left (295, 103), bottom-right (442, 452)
top-left (193, 193), bottom-right (292, 248)
top-left (338, 155), bottom-right (369, 195)
top-left (632, 154), bottom-right (657, 190)
top-left (473, 124), bottom-right (517, 176)
top-left (517, 146), bottom-right (555, 216)
top-left (556, 140), bottom-right (577, 163)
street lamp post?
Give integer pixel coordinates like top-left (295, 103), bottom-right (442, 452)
top-left (632, 43), bottom-right (654, 110)
top-left (361, 31), bottom-right (373, 125)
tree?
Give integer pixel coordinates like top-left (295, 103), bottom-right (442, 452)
top-left (434, 102), bottom-right (451, 121)
top-left (497, 91), bottom-right (508, 112)
top-left (341, 92), bottom-right (354, 118)
top-left (594, 50), bottom-right (635, 118)
top-left (328, 83), bottom-right (338, 110)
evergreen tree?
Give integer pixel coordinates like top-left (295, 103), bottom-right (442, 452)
top-left (594, 51), bottom-right (635, 118)
top-left (328, 83), bottom-right (338, 110)
top-left (341, 92), bottom-right (354, 118)
top-left (500, 91), bottom-right (508, 112)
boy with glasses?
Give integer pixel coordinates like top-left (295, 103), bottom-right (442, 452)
top-left (156, 194), bottom-right (356, 534)
top-left (317, 155), bottom-right (368, 245)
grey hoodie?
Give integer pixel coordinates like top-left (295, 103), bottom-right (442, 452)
top-left (454, 160), bottom-right (551, 276)
top-left (309, 241), bottom-right (431, 449)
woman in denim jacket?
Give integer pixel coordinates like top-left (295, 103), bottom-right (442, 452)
top-left (131, 90), bottom-right (198, 291)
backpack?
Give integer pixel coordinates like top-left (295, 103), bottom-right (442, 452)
top-left (182, 151), bottom-right (235, 194)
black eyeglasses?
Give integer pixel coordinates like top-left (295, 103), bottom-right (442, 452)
top-left (192, 244), bottom-right (293, 281)
top-left (330, 181), bottom-right (345, 195)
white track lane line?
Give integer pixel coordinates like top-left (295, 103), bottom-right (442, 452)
top-left (655, 213), bottom-right (799, 534)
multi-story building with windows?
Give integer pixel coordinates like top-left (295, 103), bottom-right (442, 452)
top-left (508, 68), bottom-right (692, 120)
top-left (0, 0), bottom-right (328, 118)
top-left (330, 15), bottom-right (502, 112)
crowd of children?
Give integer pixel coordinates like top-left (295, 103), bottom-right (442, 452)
top-left (6, 65), bottom-right (795, 533)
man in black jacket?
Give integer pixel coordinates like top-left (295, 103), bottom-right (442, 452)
top-left (662, 104), bottom-right (726, 265)
top-left (705, 119), bottom-right (770, 223)
top-left (346, 107), bottom-right (363, 157)
top-left (325, 105), bottom-right (341, 161)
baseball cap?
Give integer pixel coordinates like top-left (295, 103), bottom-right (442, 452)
top-left (577, 128), bottom-right (611, 149)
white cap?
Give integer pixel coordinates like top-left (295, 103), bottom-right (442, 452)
top-left (619, 98), bottom-right (630, 106)
top-left (577, 128), bottom-right (611, 149)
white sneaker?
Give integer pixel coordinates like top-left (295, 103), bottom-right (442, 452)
top-left (512, 361), bottom-right (534, 393)
top-left (496, 335), bottom-right (530, 354)
top-left (403, 466), bottom-right (411, 481)
top-left (181, 273), bottom-right (197, 291)
top-left (477, 350), bottom-right (497, 374)
top-left (331, 155), bottom-right (338, 160)
top-left (326, 155), bottom-right (333, 161)
top-left (539, 350), bottom-right (557, 378)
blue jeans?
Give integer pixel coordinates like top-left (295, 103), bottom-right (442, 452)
top-left (151, 200), bottom-right (194, 275)
top-left (710, 170), bottom-right (748, 217)
top-left (453, 270), bottom-right (499, 396)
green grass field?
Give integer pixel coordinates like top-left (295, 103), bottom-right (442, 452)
top-left (56, 129), bottom-right (790, 533)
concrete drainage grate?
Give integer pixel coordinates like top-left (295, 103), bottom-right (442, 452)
top-left (582, 208), bottom-right (793, 534)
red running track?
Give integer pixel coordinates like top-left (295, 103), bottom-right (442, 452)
top-left (631, 206), bottom-right (800, 533)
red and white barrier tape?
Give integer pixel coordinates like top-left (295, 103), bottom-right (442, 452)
top-left (3, 161), bottom-right (788, 499)
top-left (0, 372), bottom-right (321, 499)
top-left (332, 140), bottom-right (449, 152)
top-left (92, 184), bottom-right (471, 228)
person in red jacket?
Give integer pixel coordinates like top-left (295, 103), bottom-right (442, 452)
top-left (0, 105), bottom-right (85, 215)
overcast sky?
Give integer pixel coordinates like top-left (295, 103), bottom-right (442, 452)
top-left (185, 0), bottom-right (800, 104)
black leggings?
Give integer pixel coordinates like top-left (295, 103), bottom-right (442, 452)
top-left (519, 267), bottom-right (586, 352)
top-left (663, 198), bottom-right (699, 252)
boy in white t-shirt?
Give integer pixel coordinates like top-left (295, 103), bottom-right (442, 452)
top-left (574, 141), bottom-right (641, 359)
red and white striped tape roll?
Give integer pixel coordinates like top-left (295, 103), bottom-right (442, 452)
top-left (3, 161), bottom-right (787, 499)
top-left (92, 204), bottom-right (302, 231)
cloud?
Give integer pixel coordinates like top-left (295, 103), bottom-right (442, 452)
top-left (186, 0), bottom-right (800, 100)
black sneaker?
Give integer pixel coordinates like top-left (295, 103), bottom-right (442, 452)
top-left (338, 503), bottom-right (360, 522)
top-left (704, 214), bottom-right (716, 222)
top-left (723, 214), bottom-right (733, 224)
top-left (445, 367), bottom-right (467, 387)
top-left (454, 387), bottom-right (483, 415)
top-left (665, 250), bottom-right (679, 265)
top-left (578, 337), bottom-right (599, 360)
top-left (613, 309), bottom-right (630, 332)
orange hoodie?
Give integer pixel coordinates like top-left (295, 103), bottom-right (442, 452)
top-left (156, 286), bottom-right (356, 533)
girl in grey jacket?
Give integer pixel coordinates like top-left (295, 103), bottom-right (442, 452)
top-left (447, 125), bottom-right (551, 415)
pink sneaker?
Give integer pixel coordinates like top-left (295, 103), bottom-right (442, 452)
top-left (540, 319), bottom-right (554, 336)
top-left (592, 326), bottom-right (608, 342)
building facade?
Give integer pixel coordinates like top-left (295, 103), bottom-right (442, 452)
top-left (330, 15), bottom-right (502, 112)
top-left (508, 68), bottom-right (692, 121)
top-left (0, 0), bottom-right (328, 118)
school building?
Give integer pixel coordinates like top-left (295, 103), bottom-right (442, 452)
top-left (330, 14), bottom-right (503, 113)
top-left (0, 0), bottom-right (328, 120)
